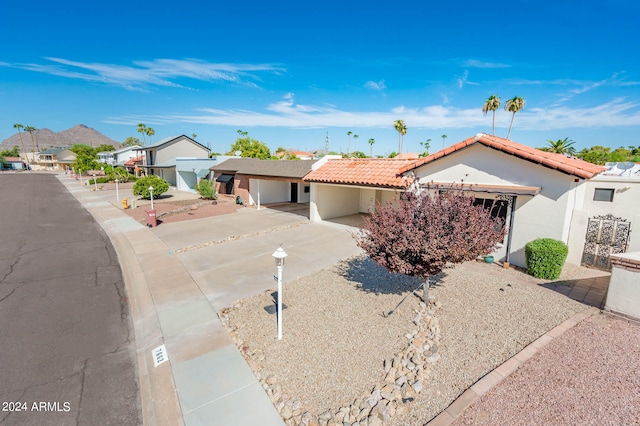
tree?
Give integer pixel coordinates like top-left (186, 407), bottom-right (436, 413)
top-left (192, 133), bottom-right (198, 140)
top-left (577, 146), bottom-right (610, 165)
top-left (95, 144), bottom-right (116, 153)
top-left (347, 131), bottom-right (352, 154)
top-left (70, 144), bottom-right (99, 172)
top-left (24, 125), bottom-right (37, 153)
top-left (13, 123), bottom-right (28, 166)
top-left (146, 127), bottom-right (155, 145)
top-left (482, 94), bottom-right (501, 135)
top-left (122, 136), bottom-right (142, 147)
top-left (546, 138), bottom-right (576, 155)
top-left (137, 123), bottom-right (148, 145)
top-left (353, 134), bottom-right (359, 152)
top-left (368, 138), bottom-right (375, 157)
top-left (505, 96), bottom-right (525, 139)
top-left (226, 131), bottom-right (272, 159)
top-left (393, 120), bottom-right (407, 153)
top-left (133, 175), bottom-right (170, 199)
top-left (355, 183), bottom-right (505, 303)
top-left (441, 134), bottom-right (447, 149)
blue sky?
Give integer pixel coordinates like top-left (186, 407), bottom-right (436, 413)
top-left (2, 0), bottom-right (639, 156)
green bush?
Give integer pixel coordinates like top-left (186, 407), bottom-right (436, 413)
top-left (195, 179), bottom-right (217, 200)
top-left (110, 167), bottom-right (133, 183)
top-left (525, 238), bottom-right (568, 280)
top-left (133, 175), bottom-right (170, 199)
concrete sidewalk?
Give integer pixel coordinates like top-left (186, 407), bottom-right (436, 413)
top-left (58, 175), bottom-right (287, 426)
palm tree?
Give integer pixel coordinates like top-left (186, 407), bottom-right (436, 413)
top-left (346, 131), bottom-right (352, 154)
top-left (441, 134), bottom-right (447, 149)
top-left (24, 125), bottom-right (37, 154)
top-left (393, 120), bottom-right (407, 153)
top-left (192, 133), bottom-right (197, 140)
top-left (137, 123), bottom-right (147, 145)
top-left (13, 123), bottom-right (28, 165)
top-left (482, 94), bottom-right (501, 135)
top-left (146, 127), bottom-right (155, 145)
top-left (505, 96), bottom-right (525, 139)
top-left (353, 134), bottom-right (359, 153)
top-left (368, 138), bottom-right (375, 157)
top-left (547, 138), bottom-right (577, 155)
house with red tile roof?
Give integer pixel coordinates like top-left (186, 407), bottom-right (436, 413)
top-left (303, 134), bottom-right (634, 270)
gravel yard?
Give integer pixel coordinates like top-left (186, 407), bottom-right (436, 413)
top-left (223, 257), bottom-right (598, 425)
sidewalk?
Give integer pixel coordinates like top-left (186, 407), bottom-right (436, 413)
top-left (58, 175), bottom-right (285, 426)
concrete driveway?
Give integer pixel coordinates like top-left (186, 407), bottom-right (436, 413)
top-left (152, 207), bottom-right (363, 311)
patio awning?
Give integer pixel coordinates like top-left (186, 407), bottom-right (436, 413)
top-left (197, 169), bottom-right (209, 178)
top-left (423, 182), bottom-right (541, 196)
top-left (216, 174), bottom-right (234, 183)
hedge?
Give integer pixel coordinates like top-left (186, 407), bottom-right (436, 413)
top-left (525, 238), bottom-right (568, 280)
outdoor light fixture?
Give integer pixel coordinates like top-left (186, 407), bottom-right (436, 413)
top-left (272, 246), bottom-right (288, 340)
top-left (115, 179), bottom-right (119, 201)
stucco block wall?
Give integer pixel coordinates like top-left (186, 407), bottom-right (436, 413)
top-left (413, 145), bottom-right (576, 268)
top-left (605, 253), bottom-right (640, 319)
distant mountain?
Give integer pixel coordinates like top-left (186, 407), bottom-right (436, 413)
top-left (1, 124), bottom-right (120, 152)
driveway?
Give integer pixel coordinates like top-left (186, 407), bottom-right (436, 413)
top-left (152, 207), bottom-right (363, 311)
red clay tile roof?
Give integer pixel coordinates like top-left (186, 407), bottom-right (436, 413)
top-left (303, 158), bottom-right (416, 188)
top-left (124, 156), bottom-right (144, 167)
top-left (398, 133), bottom-right (606, 180)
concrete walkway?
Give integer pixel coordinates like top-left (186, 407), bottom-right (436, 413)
top-left (57, 174), bottom-right (362, 426)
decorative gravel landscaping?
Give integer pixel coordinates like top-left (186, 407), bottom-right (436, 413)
top-left (222, 257), bottom-right (593, 425)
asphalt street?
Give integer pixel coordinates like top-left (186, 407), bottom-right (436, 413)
top-left (0, 173), bottom-right (140, 425)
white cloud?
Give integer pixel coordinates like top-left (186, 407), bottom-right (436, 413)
top-left (104, 94), bottom-right (640, 131)
top-left (463, 59), bottom-right (510, 69)
top-left (4, 57), bottom-right (284, 90)
top-left (365, 80), bottom-right (386, 90)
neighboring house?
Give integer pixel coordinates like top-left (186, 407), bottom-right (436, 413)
top-left (123, 156), bottom-right (144, 175)
top-left (275, 150), bottom-right (316, 160)
top-left (135, 135), bottom-right (210, 186)
top-left (2, 157), bottom-right (25, 170)
top-left (211, 158), bottom-right (317, 205)
top-left (305, 134), bottom-right (611, 270)
top-left (97, 151), bottom-right (115, 165)
top-left (113, 146), bottom-right (141, 166)
top-left (174, 157), bottom-right (236, 192)
top-left (33, 148), bottom-right (76, 171)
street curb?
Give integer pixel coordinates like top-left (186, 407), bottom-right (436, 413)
top-left (425, 306), bottom-right (600, 425)
top-left (57, 175), bottom-right (184, 426)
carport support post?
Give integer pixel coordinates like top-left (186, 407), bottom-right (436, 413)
top-left (257, 180), bottom-right (261, 210)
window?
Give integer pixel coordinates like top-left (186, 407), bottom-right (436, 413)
top-left (473, 198), bottom-right (508, 222)
top-left (304, 186), bottom-right (310, 193)
top-left (593, 188), bottom-right (614, 202)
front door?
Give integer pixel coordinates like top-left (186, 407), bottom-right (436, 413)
top-left (290, 182), bottom-right (298, 203)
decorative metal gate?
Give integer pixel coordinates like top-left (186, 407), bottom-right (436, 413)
top-left (581, 214), bottom-right (631, 270)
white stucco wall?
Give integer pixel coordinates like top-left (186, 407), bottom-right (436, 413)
top-left (605, 253), bottom-right (640, 319)
top-left (412, 144), bottom-right (577, 268)
top-left (566, 178), bottom-right (639, 265)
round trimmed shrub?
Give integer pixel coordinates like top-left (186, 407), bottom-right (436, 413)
top-left (133, 175), bottom-right (170, 199)
top-left (525, 238), bottom-right (568, 280)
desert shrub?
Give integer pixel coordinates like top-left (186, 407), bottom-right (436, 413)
top-left (133, 175), bottom-right (170, 199)
top-left (195, 179), bottom-right (217, 200)
top-left (110, 167), bottom-right (133, 183)
top-left (525, 238), bottom-right (568, 280)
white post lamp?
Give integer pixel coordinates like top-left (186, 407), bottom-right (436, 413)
top-left (272, 246), bottom-right (288, 340)
top-left (149, 186), bottom-right (154, 210)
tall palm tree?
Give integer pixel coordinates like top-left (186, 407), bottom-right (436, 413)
top-left (482, 94), bottom-right (501, 135)
top-left (393, 120), bottom-right (407, 153)
top-left (547, 138), bottom-right (577, 155)
top-left (353, 134), bottom-right (359, 153)
top-left (146, 127), bottom-right (155, 145)
top-left (441, 134), bottom-right (447, 149)
top-left (346, 131), bottom-right (352, 154)
top-left (368, 138), bottom-right (375, 157)
top-left (137, 123), bottom-right (147, 144)
top-left (12, 124), bottom-right (28, 164)
top-left (24, 125), bottom-right (37, 154)
top-left (505, 96), bottom-right (525, 139)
